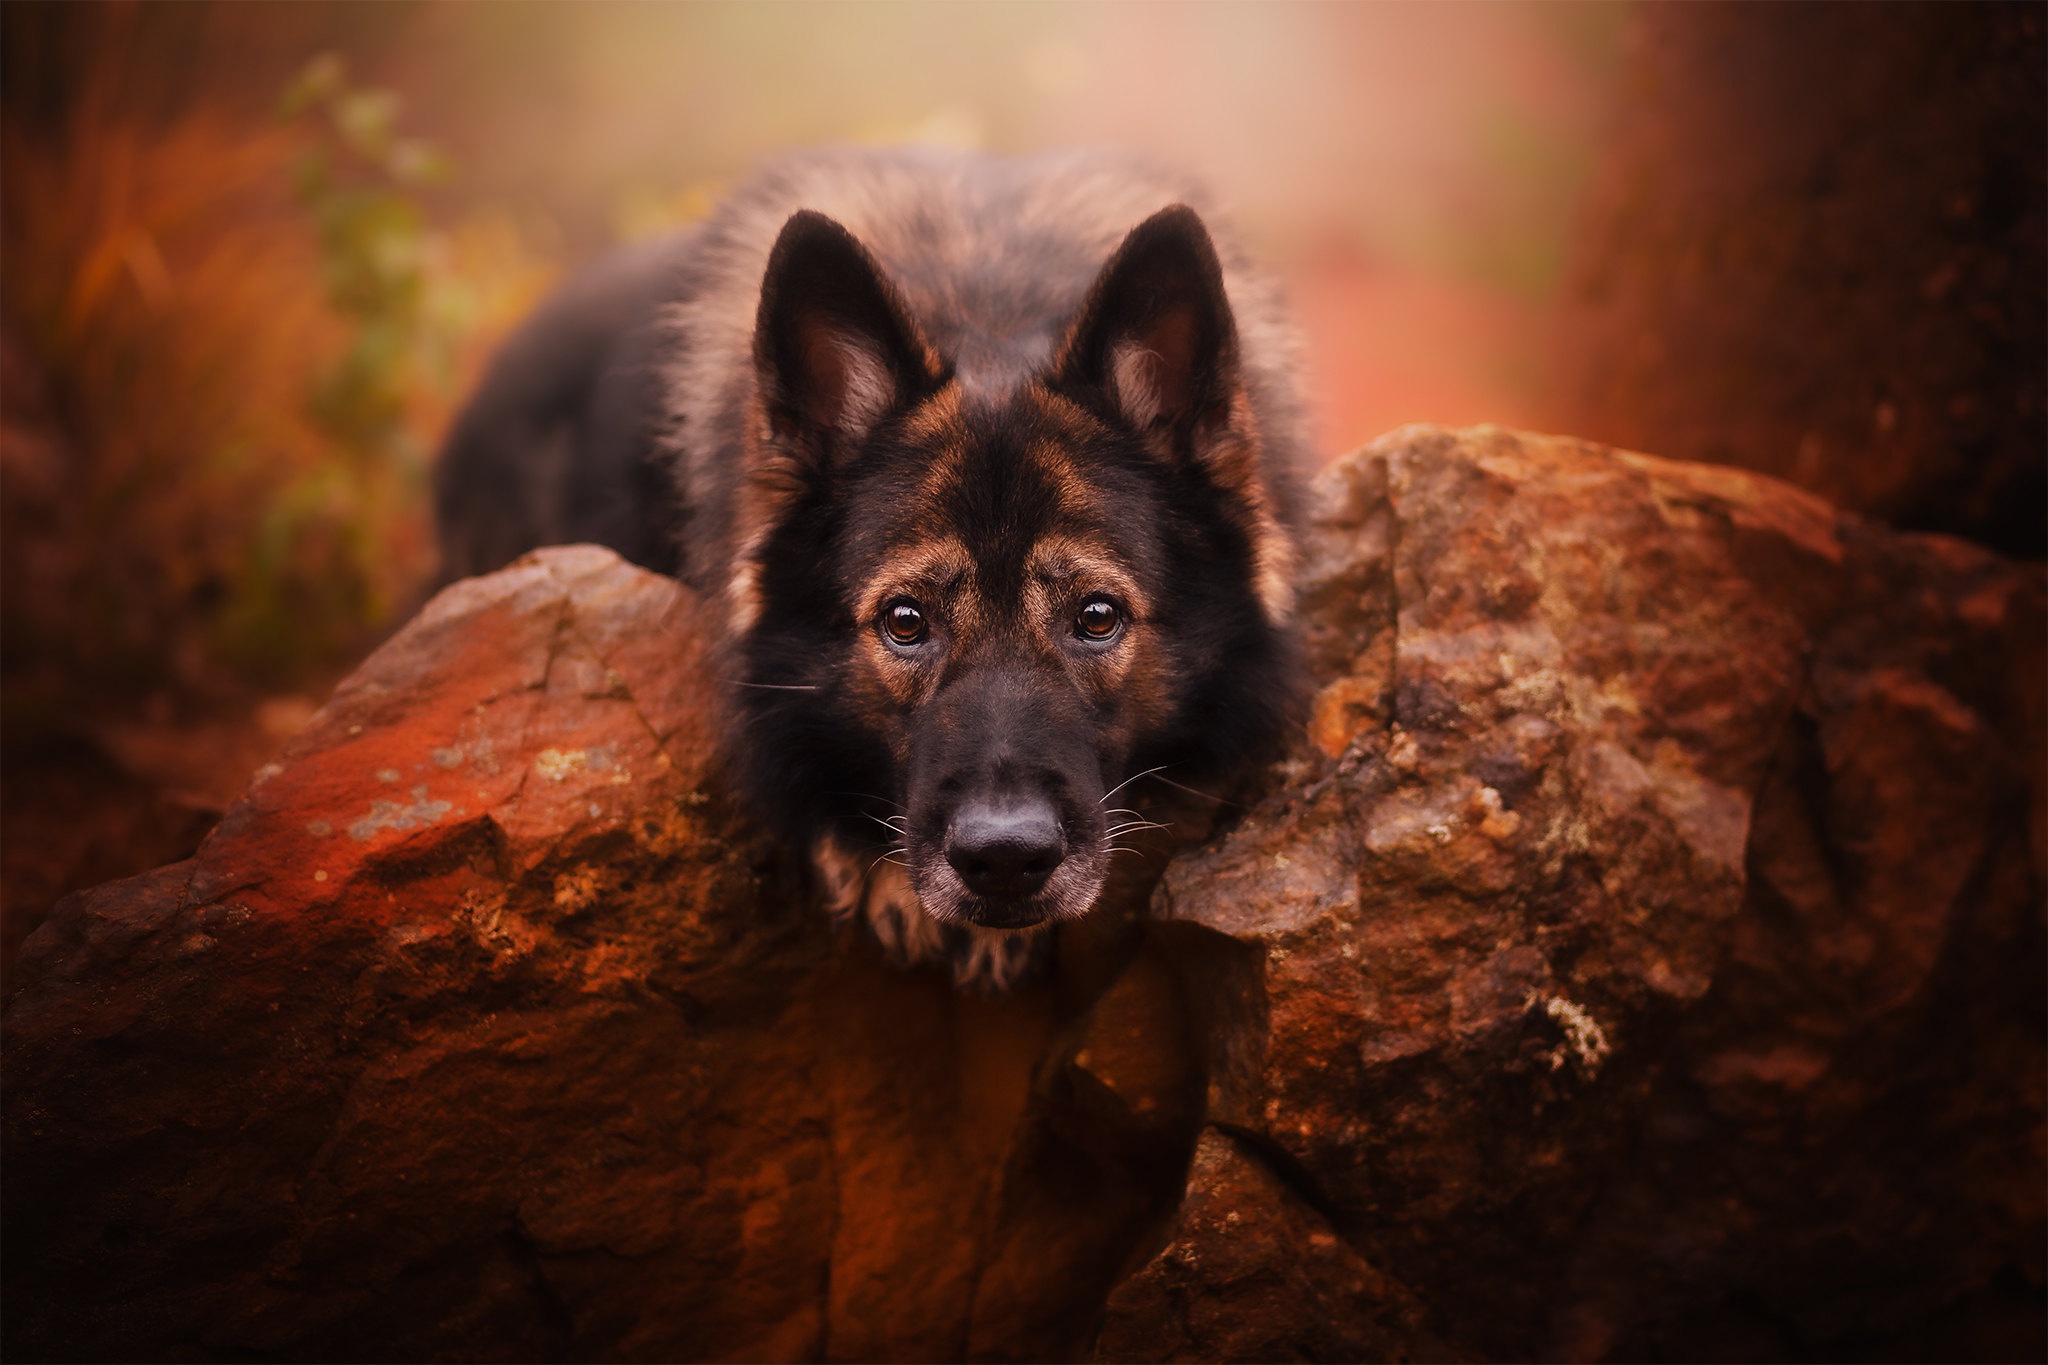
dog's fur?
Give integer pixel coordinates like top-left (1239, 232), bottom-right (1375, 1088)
top-left (437, 148), bottom-right (1309, 988)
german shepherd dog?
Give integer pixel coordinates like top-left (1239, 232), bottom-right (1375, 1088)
top-left (437, 149), bottom-right (1308, 988)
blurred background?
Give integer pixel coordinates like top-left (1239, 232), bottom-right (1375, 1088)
top-left (2, 1), bottom-right (2041, 970)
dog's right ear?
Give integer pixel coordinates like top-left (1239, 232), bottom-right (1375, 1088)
top-left (753, 210), bottom-right (940, 462)
top-left (1052, 204), bottom-right (1240, 454)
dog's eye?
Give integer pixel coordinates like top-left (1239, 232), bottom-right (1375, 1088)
top-left (882, 599), bottom-right (929, 647)
top-left (1075, 597), bottom-right (1122, 642)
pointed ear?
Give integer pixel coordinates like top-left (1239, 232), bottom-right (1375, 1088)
top-left (1054, 204), bottom-right (1240, 442)
top-left (753, 210), bottom-right (940, 457)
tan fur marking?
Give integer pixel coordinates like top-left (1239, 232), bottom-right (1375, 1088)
top-left (860, 859), bottom-right (951, 965)
top-left (725, 402), bottom-right (814, 633)
top-left (948, 925), bottom-right (1048, 991)
top-left (1027, 534), bottom-right (1145, 616)
top-left (726, 560), bottom-right (763, 634)
top-left (1030, 385), bottom-right (1095, 427)
top-left (853, 535), bottom-right (976, 715)
top-left (911, 398), bottom-right (970, 511)
top-left (1025, 433), bottom-right (1104, 526)
top-left (855, 537), bottom-right (973, 628)
top-left (1192, 390), bottom-right (1297, 625)
top-left (812, 832), bottom-right (868, 920)
top-left (1020, 532), bottom-right (1148, 703)
top-left (899, 380), bottom-right (964, 445)
top-left (840, 661), bottom-right (921, 755)
top-left (1250, 505), bottom-right (1297, 623)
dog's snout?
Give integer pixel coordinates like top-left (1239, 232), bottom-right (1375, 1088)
top-left (945, 800), bottom-right (1065, 900)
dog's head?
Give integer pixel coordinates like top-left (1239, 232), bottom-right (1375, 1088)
top-left (727, 204), bottom-right (1299, 933)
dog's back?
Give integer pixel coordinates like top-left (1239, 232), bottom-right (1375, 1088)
top-left (436, 149), bottom-right (1304, 586)
top-left (433, 231), bottom-right (697, 580)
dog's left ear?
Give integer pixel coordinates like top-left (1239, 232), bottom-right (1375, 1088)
top-left (1054, 205), bottom-right (1240, 450)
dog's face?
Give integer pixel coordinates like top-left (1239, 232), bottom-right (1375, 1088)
top-left (728, 206), bottom-right (1296, 934)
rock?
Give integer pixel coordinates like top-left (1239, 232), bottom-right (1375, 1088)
top-left (1144, 425), bottom-right (2045, 1360)
top-left (0, 545), bottom-right (1193, 1362)
top-left (5, 428), bottom-right (2041, 1362)
top-left (1095, 1129), bottom-right (1447, 1363)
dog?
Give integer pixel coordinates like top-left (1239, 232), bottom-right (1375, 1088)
top-left (436, 148), bottom-right (1309, 988)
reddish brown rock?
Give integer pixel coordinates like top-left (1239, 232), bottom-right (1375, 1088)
top-left (1142, 425), bottom-right (2044, 1361)
top-left (5, 428), bottom-right (2041, 1362)
top-left (2, 545), bottom-right (1193, 1363)
top-left (1096, 1128), bottom-right (1447, 1363)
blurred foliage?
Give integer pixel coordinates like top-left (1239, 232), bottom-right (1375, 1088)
top-left (282, 53), bottom-right (453, 456)
top-left (0, 48), bottom-right (550, 727)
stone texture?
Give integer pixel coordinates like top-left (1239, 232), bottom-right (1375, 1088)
top-left (1, 546), bottom-right (1194, 1363)
top-left (1096, 1128), bottom-right (1447, 1363)
top-left (1143, 424), bottom-right (2045, 1361)
top-left (6, 427), bottom-right (2042, 1362)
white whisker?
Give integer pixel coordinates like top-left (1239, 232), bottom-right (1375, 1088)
top-left (863, 845), bottom-right (912, 874)
top-left (1099, 765), bottom-right (1170, 806)
top-left (1146, 773), bottom-right (1229, 805)
top-left (830, 790), bottom-right (906, 813)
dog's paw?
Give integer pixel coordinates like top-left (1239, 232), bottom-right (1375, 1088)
top-left (941, 921), bottom-right (1051, 992)
top-left (812, 835), bottom-right (866, 922)
top-left (811, 833), bottom-right (947, 967)
top-left (861, 863), bottom-right (951, 968)
top-left (810, 833), bottom-right (1049, 989)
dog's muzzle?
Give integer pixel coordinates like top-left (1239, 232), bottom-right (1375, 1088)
top-left (944, 796), bottom-right (1065, 914)
top-left (904, 665), bottom-right (1109, 930)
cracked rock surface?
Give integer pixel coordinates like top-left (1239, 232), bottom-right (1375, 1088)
top-left (5, 427), bottom-right (2042, 1361)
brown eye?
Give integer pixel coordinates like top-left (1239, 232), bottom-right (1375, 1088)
top-left (1075, 597), bottom-right (1122, 642)
top-left (883, 600), bottom-right (928, 647)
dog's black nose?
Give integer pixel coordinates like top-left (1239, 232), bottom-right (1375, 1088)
top-left (946, 801), bottom-right (1065, 900)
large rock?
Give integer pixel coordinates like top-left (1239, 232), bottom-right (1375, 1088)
top-left (5, 427), bottom-right (2041, 1361)
top-left (2, 545), bottom-right (1198, 1363)
top-left (1126, 425), bottom-right (2045, 1360)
